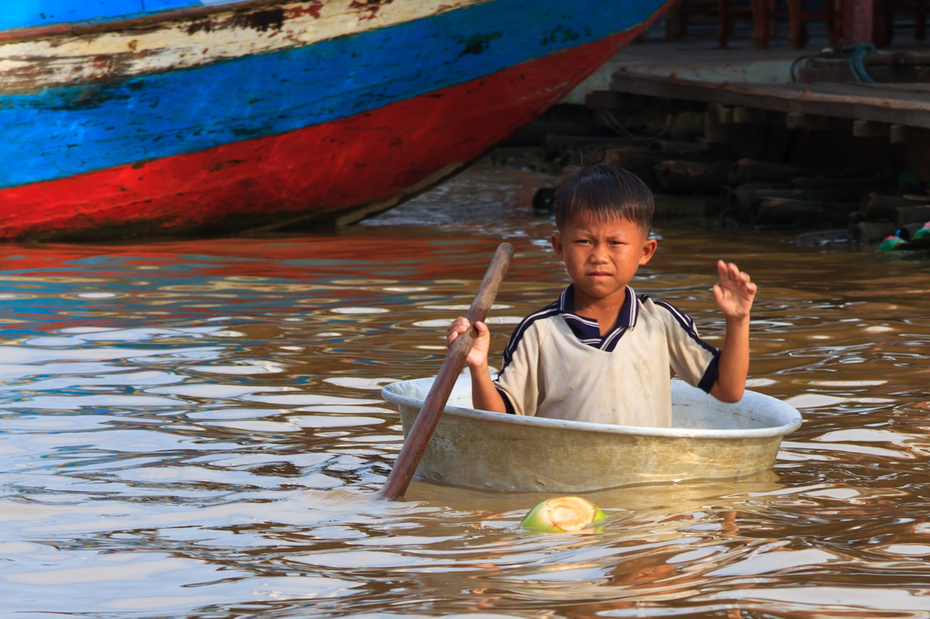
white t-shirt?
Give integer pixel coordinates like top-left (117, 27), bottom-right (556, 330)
top-left (494, 285), bottom-right (720, 428)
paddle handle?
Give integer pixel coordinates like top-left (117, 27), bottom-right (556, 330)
top-left (378, 242), bottom-right (515, 500)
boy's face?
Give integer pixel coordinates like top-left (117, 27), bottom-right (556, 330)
top-left (551, 212), bottom-right (657, 308)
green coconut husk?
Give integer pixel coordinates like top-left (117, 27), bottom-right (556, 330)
top-left (520, 496), bottom-right (607, 533)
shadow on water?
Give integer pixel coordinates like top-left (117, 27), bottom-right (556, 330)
top-left (0, 159), bottom-right (929, 616)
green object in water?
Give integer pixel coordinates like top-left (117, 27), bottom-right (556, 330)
top-left (878, 236), bottom-right (906, 252)
top-left (520, 496), bottom-right (607, 533)
top-left (914, 225), bottom-right (930, 239)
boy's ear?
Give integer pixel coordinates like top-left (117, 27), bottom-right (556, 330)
top-left (550, 232), bottom-right (563, 257)
top-left (639, 238), bottom-right (658, 265)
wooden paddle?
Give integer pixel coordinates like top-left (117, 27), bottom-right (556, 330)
top-left (379, 242), bottom-right (515, 500)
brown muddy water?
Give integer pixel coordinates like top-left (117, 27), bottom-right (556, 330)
top-left (1, 159), bottom-right (929, 618)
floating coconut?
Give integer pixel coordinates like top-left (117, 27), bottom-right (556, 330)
top-left (520, 496), bottom-right (606, 533)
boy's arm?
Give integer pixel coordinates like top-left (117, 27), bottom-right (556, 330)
top-left (709, 260), bottom-right (756, 403)
top-left (447, 318), bottom-right (507, 413)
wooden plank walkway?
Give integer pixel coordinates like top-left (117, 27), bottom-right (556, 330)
top-left (564, 27), bottom-right (930, 143)
top-left (607, 72), bottom-right (930, 130)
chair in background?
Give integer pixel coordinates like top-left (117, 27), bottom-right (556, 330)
top-left (753, 0), bottom-right (844, 48)
top-left (876, 0), bottom-right (928, 45)
top-left (718, 0), bottom-right (758, 47)
top-left (665, 0), bottom-right (845, 49)
top-left (665, 0), bottom-right (755, 48)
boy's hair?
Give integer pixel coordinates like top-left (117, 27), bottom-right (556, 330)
top-left (553, 164), bottom-right (654, 233)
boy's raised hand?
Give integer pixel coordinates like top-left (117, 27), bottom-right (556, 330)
top-left (446, 317), bottom-right (491, 369)
top-left (712, 260), bottom-right (756, 319)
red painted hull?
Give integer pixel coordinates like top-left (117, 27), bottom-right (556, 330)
top-left (0, 30), bottom-right (641, 241)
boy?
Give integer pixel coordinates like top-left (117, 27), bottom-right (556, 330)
top-left (447, 163), bottom-right (756, 427)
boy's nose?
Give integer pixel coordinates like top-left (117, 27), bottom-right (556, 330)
top-left (589, 243), bottom-right (609, 262)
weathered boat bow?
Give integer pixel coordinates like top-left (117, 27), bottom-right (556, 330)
top-left (0, 0), bottom-right (675, 241)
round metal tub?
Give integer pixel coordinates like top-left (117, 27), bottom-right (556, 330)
top-left (382, 375), bottom-right (802, 493)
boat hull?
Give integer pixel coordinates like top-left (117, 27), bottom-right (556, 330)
top-left (382, 376), bottom-right (802, 493)
top-left (0, 0), bottom-right (673, 241)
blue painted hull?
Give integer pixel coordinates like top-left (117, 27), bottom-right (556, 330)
top-left (0, 0), bottom-right (673, 240)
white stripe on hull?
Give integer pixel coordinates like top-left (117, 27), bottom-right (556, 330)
top-left (0, 0), bottom-right (490, 92)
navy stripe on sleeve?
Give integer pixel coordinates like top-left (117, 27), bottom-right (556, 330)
top-left (651, 298), bottom-right (722, 393)
top-left (495, 387), bottom-right (517, 414)
top-left (500, 301), bottom-right (560, 370)
top-left (651, 299), bottom-right (720, 356)
top-left (697, 351), bottom-right (722, 393)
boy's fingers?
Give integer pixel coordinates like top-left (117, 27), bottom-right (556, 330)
top-left (447, 317), bottom-right (471, 345)
top-left (718, 261), bottom-right (753, 286)
top-left (736, 266), bottom-right (749, 282)
top-left (728, 262), bottom-right (743, 281)
top-left (718, 260), bottom-right (742, 284)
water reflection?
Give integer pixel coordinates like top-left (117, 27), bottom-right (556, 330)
top-left (0, 160), bottom-right (929, 616)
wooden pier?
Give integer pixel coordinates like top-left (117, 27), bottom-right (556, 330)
top-left (601, 53), bottom-right (930, 138)
top-left (544, 28), bottom-right (930, 243)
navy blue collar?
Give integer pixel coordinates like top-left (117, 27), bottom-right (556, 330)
top-left (557, 285), bottom-right (638, 351)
